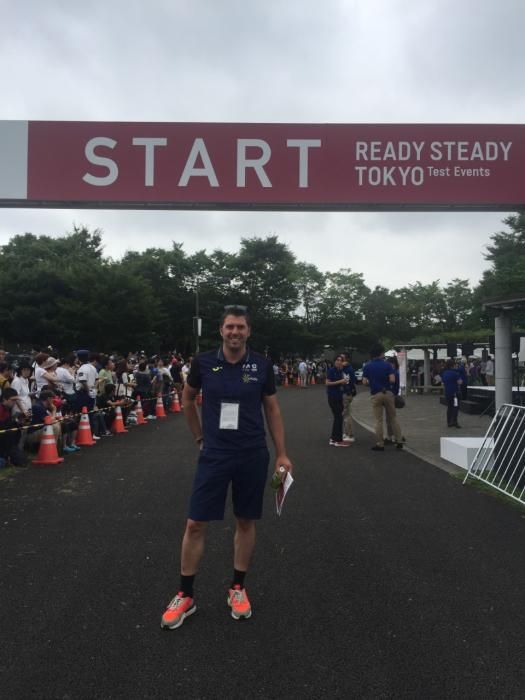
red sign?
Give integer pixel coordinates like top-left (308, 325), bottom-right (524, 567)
top-left (1, 121), bottom-right (524, 210)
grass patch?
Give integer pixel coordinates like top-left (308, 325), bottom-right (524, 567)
top-left (0, 466), bottom-right (17, 482)
top-left (450, 470), bottom-right (525, 511)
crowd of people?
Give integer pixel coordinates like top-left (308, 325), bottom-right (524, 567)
top-left (273, 359), bottom-right (327, 387)
top-left (0, 341), bottom-right (500, 470)
top-left (0, 347), bottom-right (190, 468)
top-left (408, 355), bottom-right (496, 391)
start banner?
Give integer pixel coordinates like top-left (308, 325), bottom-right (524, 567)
top-left (0, 121), bottom-right (524, 210)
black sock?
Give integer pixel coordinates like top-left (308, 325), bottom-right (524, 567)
top-left (180, 574), bottom-right (195, 598)
top-left (232, 568), bottom-right (246, 589)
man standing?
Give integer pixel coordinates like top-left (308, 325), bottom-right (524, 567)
top-left (75, 351), bottom-right (99, 437)
top-left (161, 306), bottom-right (293, 629)
top-left (341, 354), bottom-right (357, 444)
top-left (362, 343), bottom-right (403, 451)
top-left (442, 359), bottom-right (462, 428)
top-left (325, 355), bottom-right (350, 447)
top-left (298, 359), bottom-right (308, 387)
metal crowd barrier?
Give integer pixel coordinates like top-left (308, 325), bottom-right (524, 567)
top-left (463, 403), bottom-right (525, 506)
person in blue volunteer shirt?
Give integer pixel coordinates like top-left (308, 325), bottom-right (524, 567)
top-left (161, 306), bottom-right (293, 630)
top-left (325, 355), bottom-right (350, 447)
top-left (362, 343), bottom-right (403, 451)
top-left (442, 359), bottom-right (462, 428)
top-left (341, 354), bottom-right (357, 444)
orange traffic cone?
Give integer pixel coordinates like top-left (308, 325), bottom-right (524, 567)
top-left (76, 407), bottom-right (96, 446)
top-left (112, 405), bottom-right (128, 433)
top-left (33, 416), bottom-right (64, 465)
top-left (135, 396), bottom-right (147, 425)
top-left (310, 375), bottom-right (316, 385)
top-left (196, 391), bottom-right (202, 406)
top-left (155, 395), bottom-right (167, 418)
top-left (170, 392), bottom-right (181, 413)
top-left (284, 375), bottom-right (289, 388)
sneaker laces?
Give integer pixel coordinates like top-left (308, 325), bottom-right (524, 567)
top-left (167, 592), bottom-right (187, 609)
top-left (231, 588), bottom-right (244, 604)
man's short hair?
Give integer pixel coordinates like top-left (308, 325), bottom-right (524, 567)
top-left (39, 390), bottom-right (55, 401)
top-left (370, 343), bottom-right (385, 359)
top-left (220, 305), bottom-right (251, 327)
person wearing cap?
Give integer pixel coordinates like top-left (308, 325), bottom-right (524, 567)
top-left (161, 305), bottom-right (293, 630)
top-left (34, 355), bottom-right (59, 397)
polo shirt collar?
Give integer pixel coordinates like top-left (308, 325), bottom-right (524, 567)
top-left (217, 346), bottom-right (251, 365)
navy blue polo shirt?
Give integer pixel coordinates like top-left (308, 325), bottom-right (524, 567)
top-left (187, 347), bottom-right (275, 451)
top-left (326, 367), bottom-right (344, 398)
top-left (362, 358), bottom-right (395, 395)
top-left (442, 369), bottom-right (461, 399)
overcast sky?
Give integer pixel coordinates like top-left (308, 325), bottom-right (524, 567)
top-left (1, 0), bottom-right (524, 290)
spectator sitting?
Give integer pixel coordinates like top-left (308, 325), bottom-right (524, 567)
top-left (96, 383), bottom-right (123, 434)
top-left (25, 389), bottom-right (62, 449)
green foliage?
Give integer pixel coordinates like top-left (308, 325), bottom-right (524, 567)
top-left (0, 215), bottom-right (523, 357)
top-left (474, 213), bottom-right (525, 326)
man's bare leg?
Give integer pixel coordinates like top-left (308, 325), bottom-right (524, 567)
top-left (233, 517), bottom-right (256, 571)
top-left (181, 519), bottom-right (208, 575)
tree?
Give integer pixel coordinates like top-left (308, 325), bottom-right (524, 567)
top-left (442, 279), bottom-right (474, 329)
top-left (234, 236), bottom-right (298, 319)
top-left (391, 281), bottom-right (447, 339)
top-left (474, 213), bottom-right (525, 326)
top-left (294, 262), bottom-right (326, 329)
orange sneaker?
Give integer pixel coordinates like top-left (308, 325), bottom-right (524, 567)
top-left (227, 585), bottom-right (252, 620)
top-left (160, 592), bottom-right (196, 629)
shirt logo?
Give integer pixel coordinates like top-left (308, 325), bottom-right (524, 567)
top-left (242, 373), bottom-right (258, 383)
top-left (212, 366), bottom-right (223, 372)
top-left (242, 363), bottom-right (258, 372)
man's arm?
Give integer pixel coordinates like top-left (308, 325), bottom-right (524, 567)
top-left (182, 382), bottom-right (204, 447)
top-left (263, 394), bottom-right (293, 475)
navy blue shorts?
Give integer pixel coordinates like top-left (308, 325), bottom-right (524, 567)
top-left (188, 447), bottom-right (270, 521)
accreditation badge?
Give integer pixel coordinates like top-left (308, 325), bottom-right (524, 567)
top-left (219, 401), bottom-right (240, 430)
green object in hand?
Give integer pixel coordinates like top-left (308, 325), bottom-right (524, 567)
top-left (271, 466), bottom-right (286, 490)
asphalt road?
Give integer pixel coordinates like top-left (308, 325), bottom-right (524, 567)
top-left (1, 386), bottom-right (525, 699)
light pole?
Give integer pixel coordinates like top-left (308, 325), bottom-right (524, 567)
top-left (193, 280), bottom-right (202, 354)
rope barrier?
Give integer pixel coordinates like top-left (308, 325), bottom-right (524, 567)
top-left (0, 389), bottom-right (180, 435)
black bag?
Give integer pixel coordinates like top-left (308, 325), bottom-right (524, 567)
top-left (394, 394), bottom-right (405, 409)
